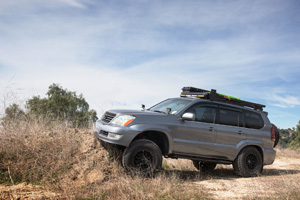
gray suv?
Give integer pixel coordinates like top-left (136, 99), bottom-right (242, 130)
top-left (94, 87), bottom-right (278, 177)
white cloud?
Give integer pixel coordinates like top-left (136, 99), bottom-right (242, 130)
top-left (148, 0), bottom-right (285, 27)
top-left (58, 0), bottom-right (86, 8)
top-left (0, 0), bottom-right (86, 16)
top-left (271, 95), bottom-right (300, 108)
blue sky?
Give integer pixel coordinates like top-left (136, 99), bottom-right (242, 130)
top-left (0, 0), bottom-right (300, 129)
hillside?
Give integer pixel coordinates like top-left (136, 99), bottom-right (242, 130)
top-left (1, 124), bottom-right (300, 199)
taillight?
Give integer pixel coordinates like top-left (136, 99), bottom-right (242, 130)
top-left (271, 126), bottom-right (275, 141)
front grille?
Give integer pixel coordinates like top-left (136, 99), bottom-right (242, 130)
top-left (102, 112), bottom-right (116, 123)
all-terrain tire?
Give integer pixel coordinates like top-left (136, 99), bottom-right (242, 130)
top-left (192, 161), bottom-right (217, 172)
top-left (233, 147), bottom-right (263, 177)
top-left (272, 124), bottom-right (280, 148)
top-left (122, 139), bottom-right (162, 176)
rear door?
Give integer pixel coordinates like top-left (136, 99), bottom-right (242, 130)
top-left (173, 103), bottom-right (218, 157)
top-left (242, 110), bottom-right (265, 144)
top-left (214, 106), bottom-right (246, 160)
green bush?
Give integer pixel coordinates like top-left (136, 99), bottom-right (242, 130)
top-left (279, 128), bottom-right (296, 148)
top-left (1, 103), bottom-right (27, 125)
top-left (278, 121), bottom-right (300, 149)
top-left (290, 121), bottom-right (300, 149)
top-left (26, 84), bottom-right (97, 128)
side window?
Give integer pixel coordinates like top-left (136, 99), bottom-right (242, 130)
top-left (244, 111), bottom-right (264, 129)
top-left (186, 105), bottom-right (216, 123)
top-left (218, 109), bottom-right (242, 127)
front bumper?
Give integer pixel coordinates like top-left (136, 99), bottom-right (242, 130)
top-left (94, 120), bottom-right (139, 147)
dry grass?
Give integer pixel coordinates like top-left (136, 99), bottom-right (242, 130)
top-left (1, 118), bottom-right (300, 199)
top-left (0, 119), bottom-right (208, 199)
top-left (0, 118), bottom-right (80, 185)
top-left (276, 147), bottom-right (300, 159)
top-left (84, 173), bottom-right (208, 200)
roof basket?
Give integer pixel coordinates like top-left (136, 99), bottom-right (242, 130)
top-left (180, 87), bottom-right (265, 111)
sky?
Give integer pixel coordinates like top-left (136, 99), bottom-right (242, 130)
top-left (0, 0), bottom-right (300, 129)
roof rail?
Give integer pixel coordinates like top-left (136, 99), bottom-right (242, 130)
top-left (180, 87), bottom-right (265, 111)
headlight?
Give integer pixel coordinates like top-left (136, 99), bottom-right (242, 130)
top-left (110, 115), bottom-right (136, 127)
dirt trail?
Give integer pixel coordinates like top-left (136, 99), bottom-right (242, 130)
top-left (194, 149), bottom-right (300, 199)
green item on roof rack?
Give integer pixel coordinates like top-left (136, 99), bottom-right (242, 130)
top-left (218, 93), bottom-right (244, 101)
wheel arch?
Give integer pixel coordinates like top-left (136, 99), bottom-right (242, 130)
top-left (132, 130), bottom-right (171, 155)
top-left (236, 145), bottom-right (264, 162)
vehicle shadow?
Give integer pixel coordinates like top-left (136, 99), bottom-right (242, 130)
top-left (158, 167), bottom-right (300, 181)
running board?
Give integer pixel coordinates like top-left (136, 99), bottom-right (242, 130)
top-left (167, 154), bottom-right (233, 164)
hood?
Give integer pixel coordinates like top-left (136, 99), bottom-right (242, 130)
top-left (108, 109), bottom-right (165, 116)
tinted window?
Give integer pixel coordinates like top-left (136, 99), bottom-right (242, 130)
top-left (244, 111), bottom-right (264, 129)
top-left (219, 109), bottom-right (242, 127)
top-left (187, 105), bottom-right (216, 123)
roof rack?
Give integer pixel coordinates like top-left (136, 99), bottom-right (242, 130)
top-left (180, 87), bottom-right (265, 111)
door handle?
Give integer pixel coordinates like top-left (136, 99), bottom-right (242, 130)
top-left (238, 131), bottom-right (243, 135)
top-left (209, 127), bottom-right (214, 132)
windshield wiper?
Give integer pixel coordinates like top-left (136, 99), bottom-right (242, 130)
top-left (153, 110), bottom-right (166, 114)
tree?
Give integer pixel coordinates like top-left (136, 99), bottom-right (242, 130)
top-left (278, 128), bottom-right (296, 148)
top-left (26, 84), bottom-right (97, 128)
top-left (1, 103), bottom-right (27, 125)
top-left (290, 121), bottom-right (300, 149)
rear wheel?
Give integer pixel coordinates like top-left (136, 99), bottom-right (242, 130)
top-left (233, 147), bottom-right (263, 177)
top-left (192, 161), bottom-right (217, 172)
top-left (122, 139), bottom-right (162, 176)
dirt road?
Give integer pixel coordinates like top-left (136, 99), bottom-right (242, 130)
top-left (194, 148), bottom-right (300, 199)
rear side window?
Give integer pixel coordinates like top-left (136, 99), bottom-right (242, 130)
top-left (218, 109), bottom-right (243, 127)
top-left (244, 111), bottom-right (264, 129)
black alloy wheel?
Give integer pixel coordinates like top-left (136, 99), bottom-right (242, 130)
top-left (133, 150), bottom-right (153, 171)
top-left (245, 153), bottom-right (258, 170)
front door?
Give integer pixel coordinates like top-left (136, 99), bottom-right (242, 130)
top-left (173, 104), bottom-right (218, 157)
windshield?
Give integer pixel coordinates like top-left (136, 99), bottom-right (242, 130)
top-left (148, 98), bottom-right (192, 114)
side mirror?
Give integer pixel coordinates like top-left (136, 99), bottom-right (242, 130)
top-left (182, 113), bottom-right (196, 121)
top-left (166, 108), bottom-right (171, 114)
top-left (141, 104), bottom-right (145, 110)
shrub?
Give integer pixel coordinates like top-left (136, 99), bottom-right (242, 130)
top-left (0, 119), bottom-right (80, 184)
top-left (290, 121), bottom-right (300, 149)
top-left (26, 83), bottom-right (97, 128)
top-left (1, 103), bottom-right (27, 126)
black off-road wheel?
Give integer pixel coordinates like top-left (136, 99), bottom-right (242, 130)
top-left (192, 161), bottom-right (217, 172)
top-left (122, 139), bottom-right (162, 176)
top-left (233, 147), bottom-right (263, 177)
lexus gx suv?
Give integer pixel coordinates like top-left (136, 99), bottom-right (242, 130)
top-left (94, 87), bottom-right (278, 177)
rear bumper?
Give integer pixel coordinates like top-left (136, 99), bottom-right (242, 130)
top-left (263, 148), bottom-right (276, 165)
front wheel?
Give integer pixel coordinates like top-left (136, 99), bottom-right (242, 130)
top-left (122, 139), bottom-right (162, 175)
top-left (233, 147), bottom-right (263, 177)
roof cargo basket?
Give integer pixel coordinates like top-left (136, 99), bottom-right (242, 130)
top-left (181, 87), bottom-right (265, 111)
